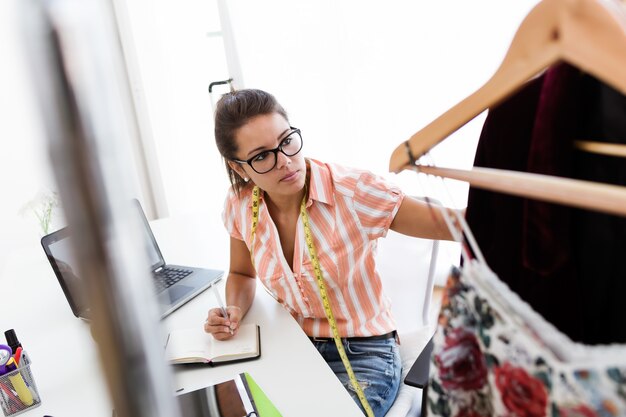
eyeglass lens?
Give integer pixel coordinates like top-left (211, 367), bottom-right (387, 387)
top-left (250, 130), bottom-right (302, 173)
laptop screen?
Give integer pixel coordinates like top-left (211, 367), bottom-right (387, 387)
top-left (45, 229), bottom-right (90, 318)
top-left (134, 202), bottom-right (164, 270)
top-left (42, 201), bottom-right (165, 318)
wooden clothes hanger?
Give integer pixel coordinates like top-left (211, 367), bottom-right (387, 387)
top-left (415, 165), bottom-right (626, 217)
top-left (574, 140), bottom-right (626, 157)
top-left (390, 0), bottom-right (626, 170)
top-left (389, 0), bottom-right (626, 216)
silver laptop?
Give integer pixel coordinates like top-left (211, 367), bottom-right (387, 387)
top-left (41, 200), bottom-right (223, 320)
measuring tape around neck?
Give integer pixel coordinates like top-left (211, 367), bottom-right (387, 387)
top-left (250, 186), bottom-right (374, 417)
top-left (249, 186), bottom-right (261, 265)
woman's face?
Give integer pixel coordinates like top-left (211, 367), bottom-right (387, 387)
top-left (229, 112), bottom-right (306, 198)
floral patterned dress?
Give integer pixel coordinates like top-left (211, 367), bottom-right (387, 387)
top-left (428, 263), bottom-right (626, 417)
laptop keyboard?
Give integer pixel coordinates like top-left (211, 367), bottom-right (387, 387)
top-left (154, 267), bottom-right (193, 291)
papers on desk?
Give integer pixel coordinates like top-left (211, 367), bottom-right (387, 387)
top-left (165, 323), bottom-right (260, 365)
top-left (177, 372), bottom-right (282, 417)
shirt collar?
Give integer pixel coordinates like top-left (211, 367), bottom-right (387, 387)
top-left (306, 158), bottom-right (334, 207)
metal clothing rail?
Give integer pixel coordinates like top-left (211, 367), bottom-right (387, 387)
top-left (19, 1), bottom-right (182, 416)
top-left (413, 164), bottom-right (626, 218)
top-left (208, 78), bottom-right (233, 93)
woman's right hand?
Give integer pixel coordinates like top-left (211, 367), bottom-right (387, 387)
top-left (203, 306), bottom-right (242, 340)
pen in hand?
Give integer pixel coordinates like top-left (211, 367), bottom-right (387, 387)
top-left (211, 284), bottom-right (234, 335)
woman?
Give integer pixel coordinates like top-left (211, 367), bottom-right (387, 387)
top-left (204, 89), bottom-right (456, 416)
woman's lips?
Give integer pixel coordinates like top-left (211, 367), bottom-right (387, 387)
top-left (281, 170), bottom-right (299, 182)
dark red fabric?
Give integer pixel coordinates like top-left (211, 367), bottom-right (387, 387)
top-left (522, 64), bottom-right (581, 276)
top-left (466, 63), bottom-right (626, 344)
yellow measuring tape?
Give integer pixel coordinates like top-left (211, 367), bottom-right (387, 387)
top-left (249, 186), bottom-right (261, 265)
top-left (250, 186), bottom-right (374, 417)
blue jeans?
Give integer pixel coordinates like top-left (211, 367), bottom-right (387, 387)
top-left (311, 336), bottom-right (402, 417)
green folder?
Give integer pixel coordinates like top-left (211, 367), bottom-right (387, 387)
top-left (242, 372), bottom-right (282, 417)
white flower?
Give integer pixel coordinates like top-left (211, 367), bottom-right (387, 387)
top-left (19, 188), bottom-right (61, 234)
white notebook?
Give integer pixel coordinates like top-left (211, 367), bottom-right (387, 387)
top-left (165, 323), bottom-right (260, 365)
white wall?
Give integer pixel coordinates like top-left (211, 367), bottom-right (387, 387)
top-left (227, 0), bottom-right (538, 200)
top-left (113, 0), bottom-right (231, 221)
top-left (114, 0), bottom-right (539, 220)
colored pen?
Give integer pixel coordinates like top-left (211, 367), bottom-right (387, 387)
top-left (0, 382), bottom-right (22, 413)
top-left (5, 357), bottom-right (33, 406)
top-left (211, 285), bottom-right (233, 335)
top-left (13, 347), bottom-right (22, 366)
top-left (4, 330), bottom-right (22, 354)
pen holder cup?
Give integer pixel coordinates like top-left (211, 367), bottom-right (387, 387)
top-left (0, 352), bottom-right (41, 416)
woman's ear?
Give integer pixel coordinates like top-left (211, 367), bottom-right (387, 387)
top-left (228, 160), bottom-right (248, 181)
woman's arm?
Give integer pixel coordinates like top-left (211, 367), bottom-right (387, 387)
top-left (225, 237), bottom-right (257, 316)
top-left (205, 237), bottom-right (256, 340)
top-left (389, 196), bottom-right (461, 241)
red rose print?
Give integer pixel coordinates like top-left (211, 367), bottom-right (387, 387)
top-left (559, 405), bottom-right (598, 417)
top-left (435, 327), bottom-right (488, 391)
top-left (495, 363), bottom-right (548, 417)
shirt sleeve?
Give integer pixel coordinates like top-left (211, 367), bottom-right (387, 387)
top-left (353, 171), bottom-right (405, 240)
top-left (221, 187), bottom-right (244, 241)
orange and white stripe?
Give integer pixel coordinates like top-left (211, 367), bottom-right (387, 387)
top-left (222, 158), bottom-right (404, 337)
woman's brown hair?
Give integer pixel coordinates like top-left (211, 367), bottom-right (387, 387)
top-left (214, 89), bottom-right (289, 196)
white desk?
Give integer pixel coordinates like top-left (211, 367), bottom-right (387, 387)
top-left (0, 212), bottom-right (363, 416)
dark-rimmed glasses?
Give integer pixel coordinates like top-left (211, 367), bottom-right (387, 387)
top-left (232, 127), bottom-right (303, 174)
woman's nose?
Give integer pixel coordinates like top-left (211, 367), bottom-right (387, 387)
top-left (275, 150), bottom-right (291, 169)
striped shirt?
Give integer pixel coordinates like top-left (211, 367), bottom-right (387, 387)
top-left (222, 158), bottom-right (405, 337)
